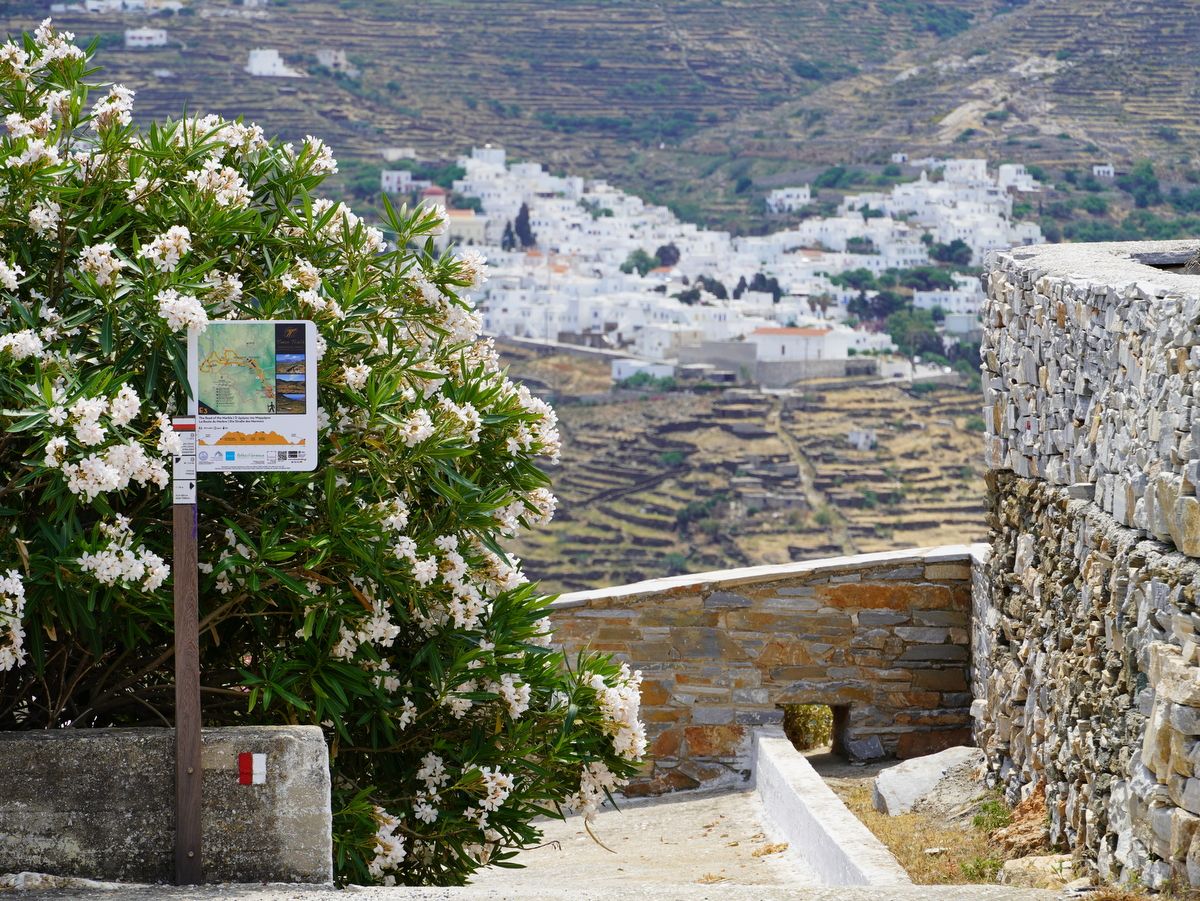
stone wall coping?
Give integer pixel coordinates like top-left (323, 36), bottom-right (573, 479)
top-left (991, 239), bottom-right (1200, 294)
top-left (550, 543), bottom-right (989, 608)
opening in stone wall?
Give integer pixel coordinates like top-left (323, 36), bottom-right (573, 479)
top-left (781, 703), bottom-right (849, 755)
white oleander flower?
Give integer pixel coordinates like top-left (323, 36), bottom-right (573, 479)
top-left (28, 200), bottom-right (59, 235)
top-left (0, 261), bottom-right (23, 292)
top-left (138, 225), bottom-right (191, 272)
top-left (343, 363), bottom-right (371, 390)
top-left (184, 155), bottom-right (251, 208)
top-left (79, 243), bottom-right (126, 288)
top-left (156, 288), bottom-right (208, 332)
top-left (91, 84), bottom-right (133, 131)
top-left (367, 806), bottom-right (406, 881)
top-left (0, 569), bottom-right (27, 672)
top-left (401, 409), bottom-right (434, 447)
top-left (0, 329), bottom-right (43, 360)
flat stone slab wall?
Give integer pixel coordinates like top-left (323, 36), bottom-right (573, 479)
top-left (984, 239), bottom-right (1200, 557)
top-left (980, 241), bottom-right (1200, 890)
top-left (549, 546), bottom-right (981, 795)
top-left (0, 725), bottom-right (332, 884)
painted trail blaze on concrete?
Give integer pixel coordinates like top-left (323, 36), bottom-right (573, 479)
top-left (549, 545), bottom-right (982, 796)
top-left (238, 751), bottom-right (267, 785)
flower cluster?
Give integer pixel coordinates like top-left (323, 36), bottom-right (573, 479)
top-left (156, 288), bottom-right (208, 332)
top-left (367, 806), bottom-right (406, 884)
top-left (184, 156), bottom-right (252, 208)
top-left (0, 570), bottom-right (26, 672)
top-left (138, 225), bottom-right (191, 272)
top-left (77, 518), bottom-right (170, 592)
top-left (589, 663), bottom-right (648, 761)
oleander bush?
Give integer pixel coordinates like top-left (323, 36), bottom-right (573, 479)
top-left (0, 22), bottom-right (644, 885)
top-left (782, 703), bottom-right (833, 750)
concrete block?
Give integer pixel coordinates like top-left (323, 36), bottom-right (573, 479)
top-left (0, 726), bottom-right (332, 884)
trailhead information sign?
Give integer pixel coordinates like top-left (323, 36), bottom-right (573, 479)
top-left (187, 320), bottom-right (319, 472)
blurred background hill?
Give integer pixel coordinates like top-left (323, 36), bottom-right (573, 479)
top-left (3, 0), bottom-right (1198, 231)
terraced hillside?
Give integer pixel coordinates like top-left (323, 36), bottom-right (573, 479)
top-left (504, 361), bottom-right (985, 593)
top-left (1, 1), bottom-right (1000, 166)
top-left (649, 0), bottom-right (1200, 224)
top-left (6, 0), bottom-right (1195, 228)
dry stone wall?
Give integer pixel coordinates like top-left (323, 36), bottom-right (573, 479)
top-left (984, 240), bottom-right (1200, 552)
top-left (548, 546), bottom-right (980, 796)
top-left (980, 241), bottom-right (1200, 889)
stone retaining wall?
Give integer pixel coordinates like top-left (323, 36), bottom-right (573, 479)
top-left (548, 546), bottom-right (981, 795)
top-left (979, 241), bottom-right (1200, 889)
top-left (0, 725), bottom-right (332, 884)
top-left (983, 240), bottom-right (1200, 554)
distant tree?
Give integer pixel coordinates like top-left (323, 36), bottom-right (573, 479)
top-left (655, 243), bottom-right (681, 267)
top-left (514, 201), bottom-right (536, 247)
top-left (808, 294), bottom-right (834, 315)
top-left (896, 266), bottom-right (956, 292)
top-left (697, 275), bottom-right (727, 300)
top-left (734, 176), bottom-right (752, 195)
top-left (620, 249), bottom-right (657, 276)
top-left (929, 239), bottom-right (973, 266)
top-left (870, 289), bottom-right (908, 321)
top-left (733, 275), bottom-right (748, 299)
top-left (1117, 160), bottom-right (1162, 208)
top-left (790, 58), bottom-right (824, 80)
top-left (829, 268), bottom-right (877, 292)
top-left (748, 272), bottom-right (783, 302)
top-left (675, 287), bottom-right (702, 304)
top-left (501, 221), bottom-right (516, 252)
top-left (847, 290), bottom-right (871, 320)
top-left (449, 193), bottom-right (483, 213)
top-left (886, 308), bottom-right (943, 358)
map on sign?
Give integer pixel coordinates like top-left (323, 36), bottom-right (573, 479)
top-left (187, 321), bottom-right (318, 473)
top-left (197, 322), bottom-right (283, 415)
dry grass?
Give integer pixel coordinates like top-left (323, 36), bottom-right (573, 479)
top-left (839, 785), bottom-right (1008, 884)
top-left (751, 842), bottom-right (789, 858)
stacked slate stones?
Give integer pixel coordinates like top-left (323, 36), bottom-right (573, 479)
top-left (979, 240), bottom-right (1200, 889)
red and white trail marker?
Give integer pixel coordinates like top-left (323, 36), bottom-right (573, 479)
top-left (238, 752), bottom-right (267, 785)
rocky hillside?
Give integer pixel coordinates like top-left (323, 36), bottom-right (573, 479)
top-left (3, 0), bottom-right (1194, 227)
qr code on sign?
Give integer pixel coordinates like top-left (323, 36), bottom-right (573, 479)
top-left (277, 451), bottom-right (288, 461)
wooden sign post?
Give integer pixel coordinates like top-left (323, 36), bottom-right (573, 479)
top-left (172, 416), bottom-right (201, 885)
top-left (171, 320), bottom-right (318, 884)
